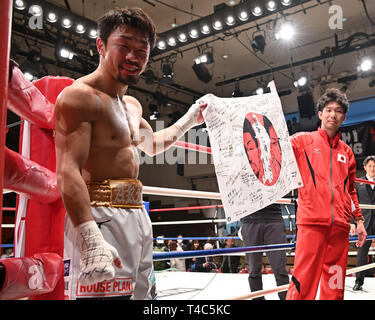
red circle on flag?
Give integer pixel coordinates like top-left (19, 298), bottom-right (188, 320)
top-left (243, 112), bottom-right (282, 186)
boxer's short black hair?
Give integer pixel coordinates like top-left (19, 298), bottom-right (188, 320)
top-left (317, 88), bottom-right (349, 113)
top-left (363, 155), bottom-right (375, 166)
top-left (97, 7), bottom-right (156, 49)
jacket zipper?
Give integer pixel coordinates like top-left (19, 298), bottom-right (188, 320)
top-left (330, 143), bottom-right (334, 226)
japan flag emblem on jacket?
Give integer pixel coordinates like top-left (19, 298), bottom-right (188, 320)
top-left (337, 154), bottom-right (346, 163)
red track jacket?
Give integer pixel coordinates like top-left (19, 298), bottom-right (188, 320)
top-left (291, 128), bottom-right (362, 229)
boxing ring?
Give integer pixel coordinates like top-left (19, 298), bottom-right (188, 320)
top-left (3, 63), bottom-right (375, 301)
top-left (2, 0), bottom-right (375, 300)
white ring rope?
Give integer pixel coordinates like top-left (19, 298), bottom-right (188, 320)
top-left (143, 185), bottom-right (375, 210)
top-left (152, 219), bottom-right (226, 225)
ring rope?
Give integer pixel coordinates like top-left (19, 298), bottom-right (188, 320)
top-left (6, 120), bottom-right (24, 129)
top-left (152, 218), bottom-right (226, 225)
top-left (153, 235), bottom-right (375, 261)
top-left (154, 236), bottom-right (241, 241)
top-left (2, 207), bottom-right (16, 211)
top-left (144, 185), bottom-right (375, 210)
top-left (149, 204), bottom-right (223, 212)
top-left (153, 236), bottom-right (295, 241)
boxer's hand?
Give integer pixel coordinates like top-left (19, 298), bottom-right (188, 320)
top-left (77, 221), bottom-right (123, 285)
top-left (175, 101), bottom-right (207, 133)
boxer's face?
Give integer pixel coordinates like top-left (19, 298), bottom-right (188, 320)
top-left (98, 25), bottom-right (150, 85)
top-left (319, 101), bottom-right (346, 133)
top-left (364, 160), bottom-right (375, 179)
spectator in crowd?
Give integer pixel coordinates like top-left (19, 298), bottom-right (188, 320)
top-left (291, 117), bottom-right (301, 133)
top-left (153, 235), bottom-right (169, 271)
top-left (177, 234), bottom-right (185, 250)
top-left (0, 248), bottom-right (13, 259)
top-left (220, 237), bottom-right (241, 273)
top-left (187, 240), bottom-right (201, 271)
top-left (191, 243), bottom-right (217, 272)
top-left (169, 241), bottom-right (186, 272)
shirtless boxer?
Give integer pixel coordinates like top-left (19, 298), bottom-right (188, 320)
top-left (54, 7), bottom-right (206, 300)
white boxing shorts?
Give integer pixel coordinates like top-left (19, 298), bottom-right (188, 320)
top-left (63, 179), bottom-right (156, 300)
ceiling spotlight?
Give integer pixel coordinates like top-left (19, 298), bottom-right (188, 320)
top-left (225, 15), bottom-right (236, 26)
top-left (60, 48), bottom-right (74, 60)
top-left (298, 76), bottom-right (307, 87)
top-left (294, 76), bottom-right (307, 88)
top-left (251, 31), bottom-right (266, 54)
top-left (150, 111), bottom-right (160, 121)
top-left (238, 11), bottom-right (249, 21)
top-left (266, 1), bottom-right (277, 11)
top-left (161, 62), bottom-right (174, 83)
top-left (360, 58), bottom-right (373, 72)
top-left (189, 28), bottom-right (199, 38)
top-left (276, 22), bottom-right (295, 41)
top-left (167, 37), bottom-right (177, 46)
top-left (232, 82), bottom-right (243, 97)
top-left (256, 87), bottom-right (264, 95)
top-left (157, 40), bottom-right (166, 50)
top-left (281, 0), bottom-right (293, 5)
top-left (213, 20), bottom-right (223, 31)
top-left (177, 33), bottom-right (187, 42)
top-left (29, 5), bottom-right (43, 16)
top-left (14, 0), bottom-right (26, 10)
top-left (89, 29), bottom-right (97, 39)
top-left (62, 18), bottom-right (73, 29)
top-left (75, 24), bottom-right (86, 34)
top-left (252, 6), bottom-right (263, 17)
top-left (201, 24), bottom-right (211, 34)
top-left (194, 51), bottom-right (214, 65)
top-left (255, 80), bottom-right (268, 95)
top-left (192, 63), bottom-right (212, 83)
top-left (47, 12), bottom-right (58, 23)
top-left (149, 104), bottom-right (160, 120)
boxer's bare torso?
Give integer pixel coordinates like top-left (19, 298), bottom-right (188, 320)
top-left (55, 79), bottom-right (144, 182)
top-left (54, 70), bottom-right (155, 226)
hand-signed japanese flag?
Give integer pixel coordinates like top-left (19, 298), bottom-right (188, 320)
top-left (200, 82), bottom-right (303, 223)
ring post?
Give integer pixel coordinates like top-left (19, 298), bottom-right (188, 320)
top-left (0, 0), bottom-right (13, 247)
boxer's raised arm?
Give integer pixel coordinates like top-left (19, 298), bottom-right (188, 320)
top-left (134, 97), bottom-right (207, 156)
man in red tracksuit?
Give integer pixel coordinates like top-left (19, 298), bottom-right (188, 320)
top-left (286, 88), bottom-right (367, 300)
